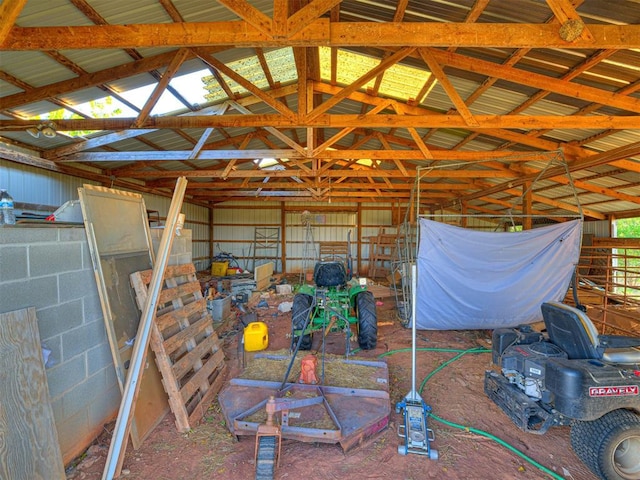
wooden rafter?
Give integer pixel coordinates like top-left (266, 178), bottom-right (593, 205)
top-left (5, 23), bottom-right (640, 50)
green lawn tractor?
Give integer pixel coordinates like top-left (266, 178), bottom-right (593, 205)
top-left (291, 259), bottom-right (377, 353)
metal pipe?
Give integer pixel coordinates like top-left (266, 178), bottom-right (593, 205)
top-left (411, 263), bottom-right (418, 400)
top-left (102, 177), bottom-right (188, 480)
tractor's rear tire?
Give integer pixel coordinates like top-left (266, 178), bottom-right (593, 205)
top-left (255, 435), bottom-right (276, 480)
top-left (356, 291), bottom-right (377, 350)
top-left (570, 409), bottom-right (640, 480)
top-left (292, 293), bottom-right (313, 350)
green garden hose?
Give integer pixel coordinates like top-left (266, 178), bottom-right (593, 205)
top-left (380, 347), bottom-right (565, 480)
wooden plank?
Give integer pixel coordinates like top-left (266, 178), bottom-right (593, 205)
top-left (179, 347), bottom-right (226, 403)
top-left (171, 335), bottom-right (221, 381)
top-left (187, 371), bottom-right (227, 427)
top-left (0, 307), bottom-right (65, 480)
top-left (157, 281), bottom-right (201, 305)
top-left (155, 298), bottom-right (206, 332)
top-left (162, 314), bottom-right (211, 356)
top-left (255, 262), bottom-right (274, 291)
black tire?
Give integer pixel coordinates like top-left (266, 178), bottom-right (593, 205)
top-left (255, 435), bottom-right (276, 480)
top-left (356, 291), bottom-right (377, 350)
top-left (570, 409), bottom-right (640, 480)
top-left (291, 293), bottom-right (313, 350)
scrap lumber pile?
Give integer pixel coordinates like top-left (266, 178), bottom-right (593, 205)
top-left (130, 263), bottom-right (227, 432)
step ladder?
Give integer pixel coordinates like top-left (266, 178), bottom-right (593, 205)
top-left (252, 227), bottom-right (280, 272)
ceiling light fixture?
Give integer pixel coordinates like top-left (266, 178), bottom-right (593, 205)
top-left (41, 125), bottom-right (57, 138)
top-left (25, 122), bottom-right (57, 139)
top-left (26, 127), bottom-right (40, 138)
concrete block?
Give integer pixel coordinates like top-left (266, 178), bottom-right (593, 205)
top-left (0, 276), bottom-right (58, 313)
top-left (81, 242), bottom-right (93, 269)
top-left (50, 395), bottom-right (64, 424)
top-left (83, 294), bottom-right (103, 323)
top-left (46, 354), bottom-right (86, 398)
top-left (62, 320), bottom-right (106, 361)
top-left (58, 268), bottom-right (98, 303)
top-left (30, 243), bottom-right (83, 277)
top-left (62, 368), bottom-right (109, 418)
top-left (54, 409), bottom-right (89, 461)
top-left (36, 299), bottom-right (83, 340)
top-left (0, 245), bottom-right (28, 282)
top-left (58, 227), bottom-right (87, 242)
top-left (86, 342), bottom-right (114, 376)
top-left (0, 227), bottom-right (57, 245)
top-left (175, 252), bottom-right (192, 266)
top-left (88, 383), bottom-right (120, 429)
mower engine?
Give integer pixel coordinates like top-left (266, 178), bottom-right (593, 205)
top-left (486, 324), bottom-right (572, 434)
top-left (501, 339), bottom-right (567, 401)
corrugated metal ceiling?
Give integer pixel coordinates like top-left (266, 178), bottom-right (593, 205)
top-left (0, 0), bottom-right (639, 219)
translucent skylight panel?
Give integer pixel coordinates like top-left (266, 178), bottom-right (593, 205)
top-left (72, 96), bottom-right (138, 118)
top-left (169, 69), bottom-right (212, 107)
top-left (118, 84), bottom-right (185, 115)
top-left (319, 47), bottom-right (431, 102)
top-left (263, 48), bottom-right (298, 85)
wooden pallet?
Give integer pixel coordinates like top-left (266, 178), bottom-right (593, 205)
top-left (130, 263), bottom-right (227, 432)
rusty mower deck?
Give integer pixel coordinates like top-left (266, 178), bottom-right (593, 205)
top-left (218, 355), bottom-right (390, 452)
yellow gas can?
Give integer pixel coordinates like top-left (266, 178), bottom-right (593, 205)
top-left (244, 321), bottom-right (269, 352)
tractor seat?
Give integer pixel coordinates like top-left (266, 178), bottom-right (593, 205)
top-left (313, 261), bottom-right (348, 287)
top-left (541, 302), bottom-right (640, 364)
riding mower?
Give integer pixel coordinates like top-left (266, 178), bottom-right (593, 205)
top-left (485, 301), bottom-right (640, 480)
top-left (291, 258), bottom-right (377, 353)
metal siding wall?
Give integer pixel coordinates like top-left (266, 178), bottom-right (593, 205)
top-left (583, 220), bottom-right (610, 238)
top-left (0, 159), bottom-right (98, 207)
top-left (0, 162), bottom-right (212, 270)
top-left (211, 205), bottom-right (281, 270)
top-left (285, 210), bottom-right (358, 272)
top-left (360, 207), bottom-right (395, 264)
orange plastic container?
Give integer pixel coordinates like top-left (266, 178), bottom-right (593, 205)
top-left (244, 321), bottom-right (269, 352)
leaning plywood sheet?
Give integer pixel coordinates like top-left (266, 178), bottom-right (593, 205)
top-left (254, 262), bottom-right (274, 291)
top-left (0, 307), bottom-right (65, 480)
top-left (130, 263), bottom-right (227, 432)
top-left (78, 185), bottom-right (169, 448)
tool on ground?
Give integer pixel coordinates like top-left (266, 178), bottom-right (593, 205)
top-left (396, 264), bottom-right (438, 459)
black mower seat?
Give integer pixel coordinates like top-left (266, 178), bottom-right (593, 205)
top-left (541, 302), bottom-right (640, 364)
top-left (313, 261), bottom-right (348, 287)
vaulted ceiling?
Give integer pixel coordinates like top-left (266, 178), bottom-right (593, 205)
top-left (1, 0), bottom-right (639, 221)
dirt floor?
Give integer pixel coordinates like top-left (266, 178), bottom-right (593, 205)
top-left (65, 281), bottom-right (599, 480)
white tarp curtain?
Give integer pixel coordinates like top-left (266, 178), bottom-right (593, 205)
top-left (415, 219), bottom-right (582, 330)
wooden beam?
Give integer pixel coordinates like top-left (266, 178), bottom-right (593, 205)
top-left (0, 0), bottom-right (27, 45)
top-left (216, 0), bottom-right (273, 36)
top-left (5, 22), bottom-right (640, 50)
top-left (545, 0), bottom-right (594, 42)
top-left (193, 48), bottom-right (296, 119)
top-left (0, 50), bottom-right (199, 110)
top-left (114, 168), bottom-right (518, 179)
top-left (306, 47), bottom-right (415, 121)
top-left (227, 101), bottom-right (306, 155)
top-left (287, 0), bottom-right (342, 38)
top-left (132, 49), bottom-right (190, 128)
top-left (59, 148), bottom-right (562, 163)
top-left (418, 48), bottom-right (479, 126)
top-left (452, 141), bottom-right (640, 207)
top-left (426, 48), bottom-right (640, 114)
top-left (4, 113), bottom-right (638, 130)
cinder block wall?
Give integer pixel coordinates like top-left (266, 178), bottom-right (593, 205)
top-left (150, 227), bottom-right (193, 265)
top-left (0, 226), bottom-right (119, 464)
top-left (0, 226), bottom-right (194, 465)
